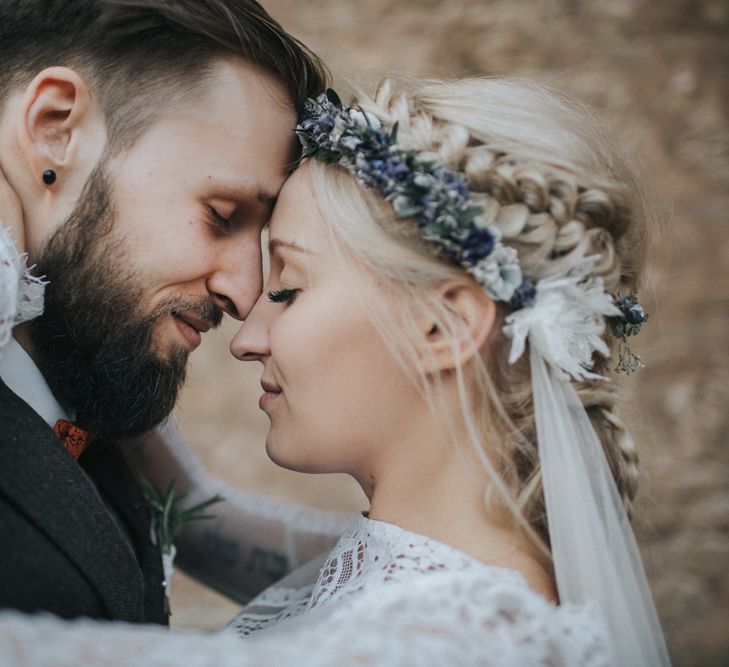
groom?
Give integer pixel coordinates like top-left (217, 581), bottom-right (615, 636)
top-left (0, 0), bottom-right (326, 624)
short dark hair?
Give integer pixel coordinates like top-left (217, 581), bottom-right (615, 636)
top-left (0, 0), bottom-right (328, 149)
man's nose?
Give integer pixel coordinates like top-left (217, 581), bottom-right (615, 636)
top-left (206, 236), bottom-right (263, 321)
top-left (230, 291), bottom-right (273, 361)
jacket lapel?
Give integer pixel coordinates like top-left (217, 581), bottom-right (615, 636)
top-left (81, 440), bottom-right (168, 625)
top-left (0, 379), bottom-right (146, 621)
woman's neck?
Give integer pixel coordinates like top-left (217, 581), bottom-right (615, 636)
top-left (364, 415), bottom-right (558, 603)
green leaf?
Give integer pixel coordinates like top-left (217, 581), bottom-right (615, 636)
top-left (325, 88), bottom-right (342, 107)
top-left (135, 474), bottom-right (225, 555)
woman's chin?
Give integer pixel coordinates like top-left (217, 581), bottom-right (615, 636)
top-left (264, 435), bottom-right (334, 475)
top-left (265, 436), bottom-right (306, 472)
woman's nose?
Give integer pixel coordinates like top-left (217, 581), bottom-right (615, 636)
top-left (230, 292), bottom-right (273, 361)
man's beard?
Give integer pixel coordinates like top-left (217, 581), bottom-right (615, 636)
top-left (29, 164), bottom-right (223, 439)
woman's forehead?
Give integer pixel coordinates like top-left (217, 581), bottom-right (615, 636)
top-left (269, 169), bottom-right (326, 250)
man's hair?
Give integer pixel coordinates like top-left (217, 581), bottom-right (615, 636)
top-left (0, 0), bottom-right (328, 150)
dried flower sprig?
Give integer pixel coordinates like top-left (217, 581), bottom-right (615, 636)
top-left (609, 293), bottom-right (649, 374)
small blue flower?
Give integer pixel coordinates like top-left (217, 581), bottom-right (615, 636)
top-left (315, 113), bottom-right (335, 135)
top-left (616, 294), bottom-right (646, 325)
top-left (460, 227), bottom-right (496, 264)
top-left (384, 157), bottom-right (410, 181)
top-left (509, 280), bottom-right (537, 310)
top-left (439, 170), bottom-right (470, 198)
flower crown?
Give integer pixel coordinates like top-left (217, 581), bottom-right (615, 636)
top-left (296, 90), bottom-right (647, 378)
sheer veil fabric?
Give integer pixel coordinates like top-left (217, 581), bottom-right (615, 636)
top-left (531, 347), bottom-right (671, 665)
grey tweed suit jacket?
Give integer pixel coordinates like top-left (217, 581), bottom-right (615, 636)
top-left (0, 379), bottom-right (167, 624)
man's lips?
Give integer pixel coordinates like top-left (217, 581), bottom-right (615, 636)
top-left (173, 310), bottom-right (213, 334)
top-left (171, 310), bottom-right (213, 350)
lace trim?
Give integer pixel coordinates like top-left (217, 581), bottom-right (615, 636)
top-left (307, 515), bottom-right (524, 610)
top-left (0, 226), bottom-right (46, 352)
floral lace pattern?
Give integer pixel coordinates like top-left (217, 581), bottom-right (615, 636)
top-left (225, 515), bottom-right (612, 665)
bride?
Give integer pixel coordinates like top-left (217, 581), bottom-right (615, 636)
top-left (0, 77), bottom-right (670, 665)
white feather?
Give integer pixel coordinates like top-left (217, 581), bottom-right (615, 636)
top-left (503, 258), bottom-right (619, 381)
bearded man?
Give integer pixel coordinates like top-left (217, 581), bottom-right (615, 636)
top-left (0, 0), bottom-right (327, 624)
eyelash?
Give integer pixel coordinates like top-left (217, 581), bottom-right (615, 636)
top-left (267, 288), bottom-right (298, 304)
top-left (206, 206), bottom-right (231, 232)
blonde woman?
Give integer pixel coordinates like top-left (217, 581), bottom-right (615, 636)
top-left (0, 78), bottom-right (670, 666)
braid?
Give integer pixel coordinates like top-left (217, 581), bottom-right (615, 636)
top-left (370, 79), bottom-right (646, 539)
top-left (332, 78), bottom-right (648, 547)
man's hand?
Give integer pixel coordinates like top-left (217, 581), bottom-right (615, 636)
top-left (0, 166), bottom-right (24, 254)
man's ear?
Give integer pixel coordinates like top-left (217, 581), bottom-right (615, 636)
top-left (420, 279), bottom-right (496, 374)
top-left (16, 67), bottom-right (101, 187)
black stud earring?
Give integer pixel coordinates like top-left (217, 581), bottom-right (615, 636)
top-left (42, 170), bottom-right (57, 185)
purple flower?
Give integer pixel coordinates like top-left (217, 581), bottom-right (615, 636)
top-left (440, 170), bottom-right (470, 198)
top-left (616, 294), bottom-right (646, 324)
top-left (315, 114), bottom-right (336, 135)
top-left (384, 157), bottom-right (409, 181)
top-left (509, 280), bottom-right (537, 310)
top-left (460, 227), bottom-right (496, 264)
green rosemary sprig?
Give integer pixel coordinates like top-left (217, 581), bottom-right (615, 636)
top-left (135, 473), bottom-right (224, 556)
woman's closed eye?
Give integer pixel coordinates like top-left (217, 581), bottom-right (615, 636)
top-left (267, 288), bottom-right (299, 304)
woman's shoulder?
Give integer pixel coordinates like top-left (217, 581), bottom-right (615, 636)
top-left (291, 516), bottom-right (613, 665)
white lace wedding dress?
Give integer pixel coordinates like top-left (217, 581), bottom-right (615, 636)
top-left (0, 513), bottom-right (612, 666)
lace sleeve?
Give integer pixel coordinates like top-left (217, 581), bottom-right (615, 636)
top-left (0, 570), bottom-right (612, 666)
top-left (130, 420), bottom-right (357, 602)
top-left (0, 225), bottom-right (45, 354)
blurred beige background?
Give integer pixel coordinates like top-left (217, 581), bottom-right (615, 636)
top-left (169, 2), bottom-right (729, 665)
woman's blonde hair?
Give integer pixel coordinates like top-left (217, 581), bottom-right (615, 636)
top-left (304, 77), bottom-right (647, 549)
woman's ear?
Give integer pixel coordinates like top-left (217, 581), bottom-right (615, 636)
top-left (420, 279), bottom-right (496, 374)
top-left (16, 67), bottom-right (104, 188)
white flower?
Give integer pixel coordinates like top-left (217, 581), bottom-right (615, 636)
top-left (330, 116), bottom-right (348, 143)
top-left (349, 109), bottom-right (381, 131)
top-left (339, 135), bottom-right (362, 151)
top-left (469, 244), bottom-right (522, 302)
top-left (503, 259), bottom-right (620, 381)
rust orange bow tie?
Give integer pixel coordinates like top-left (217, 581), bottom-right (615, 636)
top-left (53, 418), bottom-right (95, 460)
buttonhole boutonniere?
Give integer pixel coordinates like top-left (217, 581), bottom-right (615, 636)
top-left (136, 474), bottom-right (223, 615)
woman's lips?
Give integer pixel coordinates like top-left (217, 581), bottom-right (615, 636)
top-left (259, 379), bottom-right (282, 410)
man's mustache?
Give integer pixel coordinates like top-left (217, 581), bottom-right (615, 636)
top-left (150, 295), bottom-right (225, 330)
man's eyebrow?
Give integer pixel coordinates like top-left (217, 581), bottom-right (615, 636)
top-left (215, 183), bottom-right (278, 213)
top-left (269, 238), bottom-right (312, 254)
top-left (255, 189), bottom-right (278, 210)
